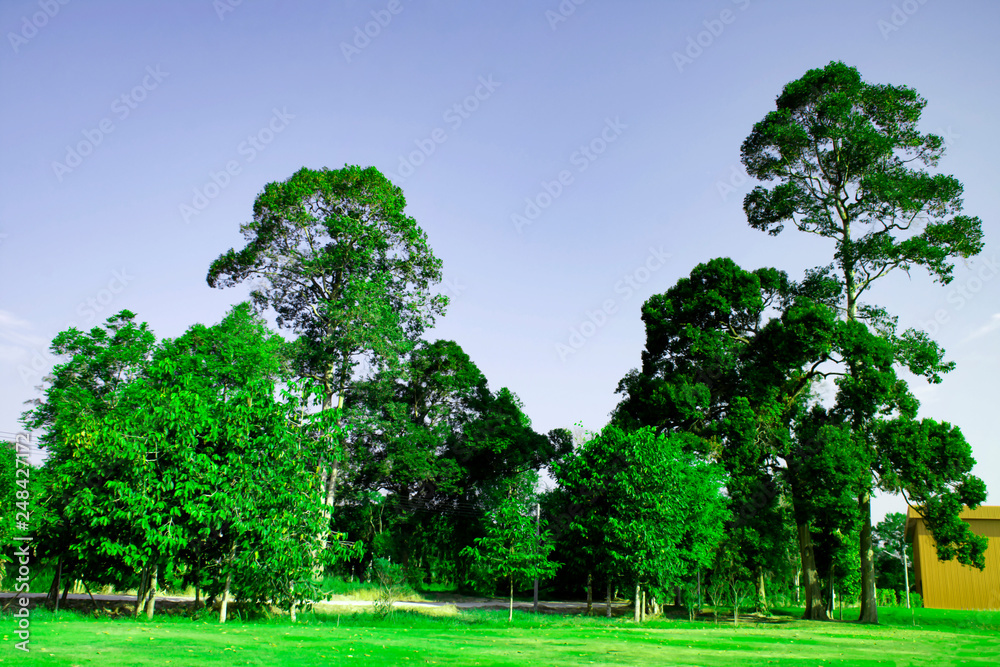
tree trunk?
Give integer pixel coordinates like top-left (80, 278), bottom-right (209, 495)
top-left (732, 582), bottom-right (739, 628)
top-left (634, 584), bottom-right (640, 623)
top-left (220, 568), bottom-right (233, 623)
top-left (798, 522), bottom-right (829, 621)
top-left (902, 539), bottom-right (911, 609)
top-left (135, 564), bottom-right (150, 619)
top-left (606, 581), bottom-right (612, 618)
top-left (49, 556), bottom-right (63, 610)
top-left (757, 568), bottom-right (768, 614)
top-left (84, 581), bottom-right (99, 612)
top-left (144, 564), bottom-right (158, 620)
top-left (316, 389), bottom-right (342, 563)
top-left (509, 577), bottom-right (514, 623)
top-left (697, 569), bottom-right (702, 613)
top-left (857, 492), bottom-right (878, 624)
top-left (586, 573), bottom-right (593, 616)
top-left (794, 566), bottom-right (801, 604)
top-left (827, 573), bottom-right (835, 617)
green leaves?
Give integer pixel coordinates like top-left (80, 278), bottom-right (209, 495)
top-left (875, 417), bottom-right (987, 568)
top-left (741, 61), bottom-right (984, 317)
top-left (553, 426), bottom-right (729, 595)
top-left (207, 165), bottom-right (446, 408)
top-left (21, 305), bottom-right (360, 612)
top-left (461, 472), bottom-right (558, 616)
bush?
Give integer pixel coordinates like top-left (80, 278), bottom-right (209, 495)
top-left (909, 592), bottom-right (923, 608)
top-left (372, 558), bottom-right (407, 619)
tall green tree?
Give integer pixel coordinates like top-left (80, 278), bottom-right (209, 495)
top-left (741, 61), bottom-right (986, 622)
top-left (206, 165), bottom-right (448, 517)
top-left (611, 257), bottom-right (840, 618)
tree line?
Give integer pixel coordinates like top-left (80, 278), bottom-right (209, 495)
top-left (4, 61), bottom-right (988, 624)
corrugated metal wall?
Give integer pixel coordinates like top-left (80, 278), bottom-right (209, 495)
top-left (907, 506), bottom-right (1000, 611)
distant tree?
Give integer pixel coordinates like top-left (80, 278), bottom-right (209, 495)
top-left (741, 60), bottom-right (985, 622)
top-left (343, 339), bottom-right (571, 583)
top-left (461, 472), bottom-right (559, 622)
top-left (873, 511), bottom-right (913, 607)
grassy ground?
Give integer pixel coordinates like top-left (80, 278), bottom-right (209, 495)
top-left (2, 605), bottom-right (998, 666)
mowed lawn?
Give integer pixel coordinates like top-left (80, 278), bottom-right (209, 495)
top-left (3, 607), bottom-right (999, 666)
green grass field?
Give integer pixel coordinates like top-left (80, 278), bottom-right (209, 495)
top-left (2, 606), bottom-right (998, 666)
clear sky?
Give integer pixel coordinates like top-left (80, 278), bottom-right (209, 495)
top-left (2, 0), bottom-right (997, 524)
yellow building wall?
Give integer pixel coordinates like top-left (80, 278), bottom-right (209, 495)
top-left (907, 506), bottom-right (1000, 611)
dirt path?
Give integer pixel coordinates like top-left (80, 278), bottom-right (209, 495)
top-left (1, 592), bottom-right (634, 617)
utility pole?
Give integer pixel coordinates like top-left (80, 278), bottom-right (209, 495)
top-left (533, 502), bottom-right (540, 614)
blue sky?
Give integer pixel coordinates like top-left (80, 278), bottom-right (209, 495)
top-left (2, 0), bottom-right (998, 523)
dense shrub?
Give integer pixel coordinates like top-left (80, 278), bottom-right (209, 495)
top-left (877, 588), bottom-right (898, 606)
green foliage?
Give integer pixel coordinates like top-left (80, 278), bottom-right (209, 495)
top-left (342, 338), bottom-right (570, 589)
top-left (206, 165), bottom-right (447, 408)
top-left (741, 61), bottom-right (988, 621)
top-left (371, 558), bottom-right (407, 619)
top-left (20, 310), bottom-right (158, 592)
top-left (874, 512), bottom-right (914, 594)
top-left (554, 425), bottom-right (729, 601)
top-left (461, 473), bottom-right (558, 620)
top-left (741, 60), bottom-right (983, 301)
top-left (0, 440), bottom-right (18, 586)
top-left (19, 306), bottom-right (361, 615)
top-left (877, 588), bottom-right (899, 606)
top-left (876, 420), bottom-right (987, 569)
